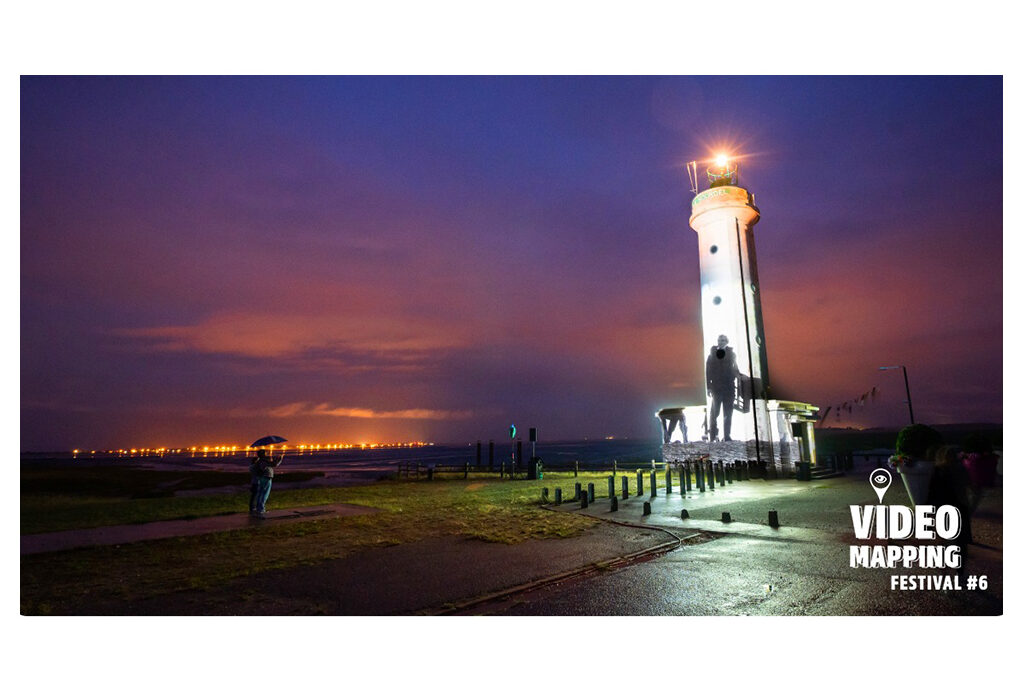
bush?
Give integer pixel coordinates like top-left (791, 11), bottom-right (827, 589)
top-left (895, 424), bottom-right (943, 460)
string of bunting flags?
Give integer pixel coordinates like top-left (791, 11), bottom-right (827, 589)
top-left (818, 386), bottom-right (880, 425)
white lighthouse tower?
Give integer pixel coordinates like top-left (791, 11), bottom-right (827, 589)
top-left (658, 155), bottom-right (818, 474)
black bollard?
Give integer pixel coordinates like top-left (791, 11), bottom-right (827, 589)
top-left (588, 483), bottom-right (595, 503)
top-left (541, 487), bottom-right (549, 502)
top-left (610, 496), bottom-right (618, 512)
top-left (722, 512), bottom-right (731, 523)
top-left (476, 441), bottom-right (481, 467)
top-left (685, 463), bottom-right (692, 491)
top-left (500, 462), bottom-right (505, 478)
top-left (666, 466), bottom-right (673, 494)
top-left (708, 462), bottom-right (715, 491)
top-left (607, 476), bottom-right (615, 499)
top-left (516, 440), bottom-right (523, 469)
top-left (574, 482), bottom-right (582, 501)
top-left (679, 467), bottom-right (686, 494)
top-left (650, 470), bottom-right (657, 497)
top-left (581, 491), bottom-right (589, 509)
top-left (574, 460), bottom-right (579, 477)
top-left (642, 501), bottom-right (651, 516)
top-left (726, 463), bottom-right (733, 484)
top-left (621, 476), bottom-right (629, 499)
top-left (636, 470), bottom-right (644, 496)
top-left (719, 461), bottom-right (726, 487)
top-left (554, 488), bottom-right (562, 505)
top-left (698, 462), bottom-right (705, 493)
top-left (464, 462), bottom-right (469, 479)
top-left (680, 508), bottom-right (689, 519)
top-left (768, 510), bottom-right (780, 528)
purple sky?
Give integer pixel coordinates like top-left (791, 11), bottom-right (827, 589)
top-left (20, 76), bottom-right (1002, 451)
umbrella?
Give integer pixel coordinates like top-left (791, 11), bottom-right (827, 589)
top-left (250, 435), bottom-right (288, 448)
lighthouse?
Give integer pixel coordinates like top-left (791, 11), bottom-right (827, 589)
top-left (658, 155), bottom-right (818, 474)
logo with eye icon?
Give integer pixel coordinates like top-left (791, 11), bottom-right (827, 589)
top-left (869, 468), bottom-right (892, 503)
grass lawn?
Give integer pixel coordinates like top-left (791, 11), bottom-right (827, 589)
top-left (20, 464), bottom-right (326, 533)
top-left (21, 465), bottom-right (618, 614)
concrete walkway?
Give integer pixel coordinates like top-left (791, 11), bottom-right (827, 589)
top-left (21, 504), bottom-right (378, 555)
top-left (522, 470), bottom-right (1003, 615)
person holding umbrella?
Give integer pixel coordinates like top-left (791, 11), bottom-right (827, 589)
top-left (249, 436), bottom-right (286, 518)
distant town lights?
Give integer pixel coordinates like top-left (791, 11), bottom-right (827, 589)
top-left (66, 440), bottom-right (433, 457)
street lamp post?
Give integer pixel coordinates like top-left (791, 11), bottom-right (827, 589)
top-left (879, 366), bottom-right (915, 424)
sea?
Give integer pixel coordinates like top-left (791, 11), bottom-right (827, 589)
top-left (19, 425), bottom-right (1001, 488)
top-left (20, 438), bottom-right (667, 487)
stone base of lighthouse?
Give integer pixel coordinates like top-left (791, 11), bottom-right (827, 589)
top-left (657, 400), bottom-right (818, 475)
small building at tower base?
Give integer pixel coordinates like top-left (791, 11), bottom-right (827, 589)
top-left (657, 400), bottom-right (818, 475)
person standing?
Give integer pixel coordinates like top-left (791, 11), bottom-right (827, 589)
top-left (252, 449), bottom-right (284, 518)
top-left (706, 334), bottom-right (740, 442)
top-left (927, 445), bottom-right (974, 576)
top-left (248, 456), bottom-right (260, 514)
top-left (961, 434), bottom-right (999, 513)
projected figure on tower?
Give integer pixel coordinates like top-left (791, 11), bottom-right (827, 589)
top-left (660, 409), bottom-right (688, 444)
top-left (706, 335), bottom-right (741, 441)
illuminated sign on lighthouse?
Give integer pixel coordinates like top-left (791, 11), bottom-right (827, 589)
top-left (658, 154), bottom-right (818, 474)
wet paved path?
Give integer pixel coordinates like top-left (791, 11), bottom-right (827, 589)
top-left (21, 504), bottom-right (378, 555)
top-left (495, 468), bottom-right (1002, 615)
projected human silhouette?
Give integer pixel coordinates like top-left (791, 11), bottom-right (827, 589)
top-left (706, 334), bottom-right (741, 441)
top-left (661, 410), bottom-right (688, 444)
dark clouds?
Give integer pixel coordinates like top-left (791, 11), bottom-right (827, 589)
top-left (21, 76), bottom-right (1002, 451)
